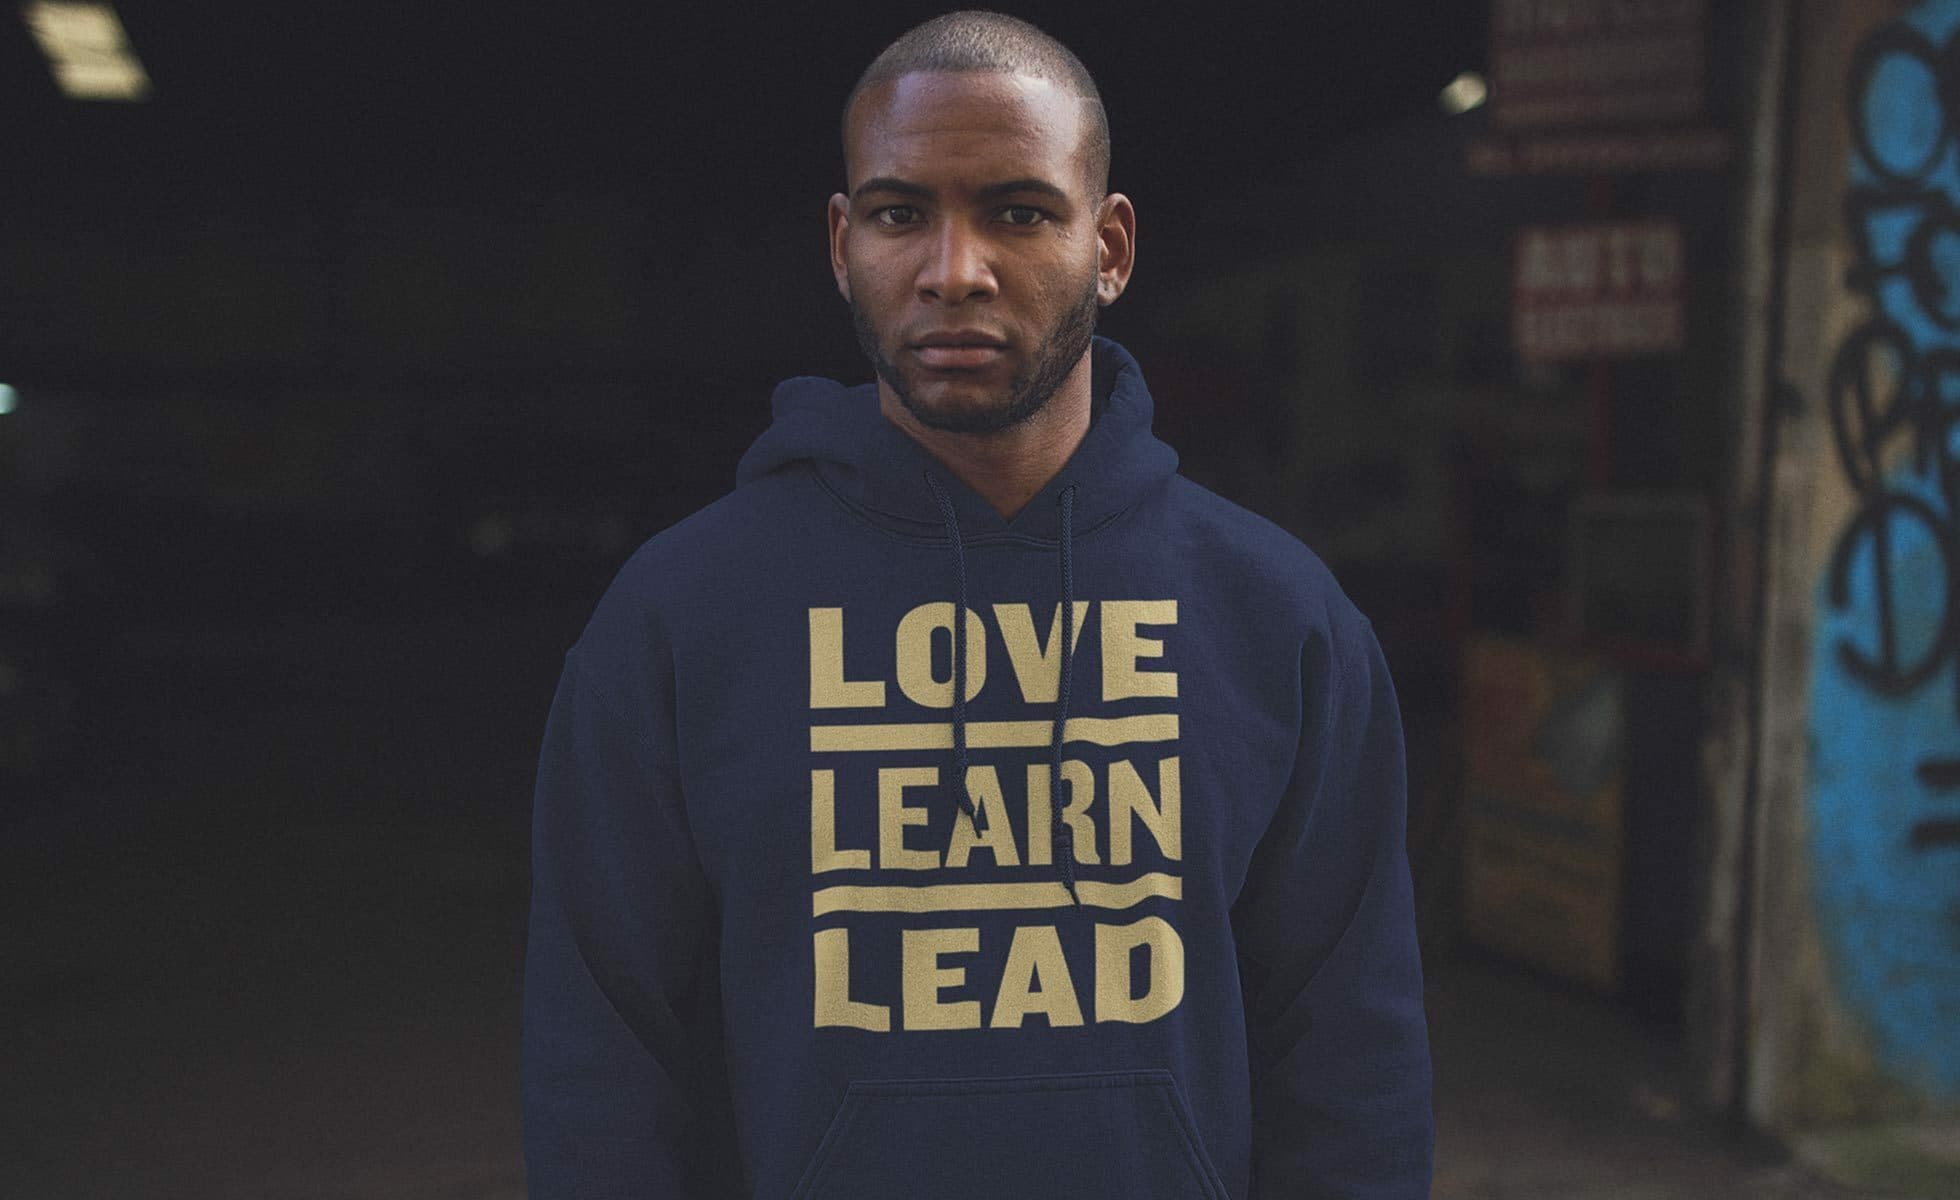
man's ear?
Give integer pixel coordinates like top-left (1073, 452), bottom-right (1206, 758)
top-left (1094, 192), bottom-right (1137, 307)
top-left (827, 193), bottom-right (852, 303)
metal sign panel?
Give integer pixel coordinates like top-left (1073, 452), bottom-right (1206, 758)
top-left (1461, 634), bottom-right (1627, 993)
top-left (1512, 220), bottom-right (1685, 361)
top-left (1466, 128), bottom-right (1731, 176)
top-left (1490, 0), bottom-right (1709, 130)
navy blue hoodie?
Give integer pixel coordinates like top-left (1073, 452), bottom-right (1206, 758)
top-left (522, 336), bottom-right (1433, 1199)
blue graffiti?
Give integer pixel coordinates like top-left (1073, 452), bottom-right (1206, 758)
top-left (1810, 0), bottom-right (1960, 1099)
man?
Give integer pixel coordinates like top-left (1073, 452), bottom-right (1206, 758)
top-left (522, 11), bottom-right (1432, 1199)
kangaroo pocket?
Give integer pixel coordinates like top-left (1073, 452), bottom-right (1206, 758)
top-left (788, 1068), bottom-right (1231, 1200)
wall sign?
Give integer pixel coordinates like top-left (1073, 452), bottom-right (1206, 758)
top-left (1512, 221), bottom-right (1685, 361)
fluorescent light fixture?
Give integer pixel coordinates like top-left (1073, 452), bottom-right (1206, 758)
top-left (21, 1), bottom-right (151, 101)
top-left (0, 384), bottom-right (15, 415)
top-left (1440, 71), bottom-right (1487, 116)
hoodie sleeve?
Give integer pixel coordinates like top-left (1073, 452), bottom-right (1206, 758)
top-left (521, 636), bottom-right (743, 1197)
top-left (1231, 611), bottom-right (1434, 1200)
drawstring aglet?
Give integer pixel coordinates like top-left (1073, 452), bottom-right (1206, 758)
top-left (1055, 823), bottom-right (1083, 907)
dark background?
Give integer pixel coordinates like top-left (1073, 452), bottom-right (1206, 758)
top-left (1, 0), bottom-right (1491, 843)
top-left (1, 4), bottom-right (1743, 1196)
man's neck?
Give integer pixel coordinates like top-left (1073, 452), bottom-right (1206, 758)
top-left (878, 350), bottom-right (1094, 523)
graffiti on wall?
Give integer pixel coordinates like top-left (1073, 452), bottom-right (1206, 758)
top-left (1812, 0), bottom-right (1960, 1098)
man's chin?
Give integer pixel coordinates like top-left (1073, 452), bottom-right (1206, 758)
top-left (898, 381), bottom-right (1030, 434)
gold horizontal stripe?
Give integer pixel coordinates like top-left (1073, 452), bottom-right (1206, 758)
top-left (809, 713), bottom-right (1178, 753)
top-left (812, 872), bottom-right (1183, 916)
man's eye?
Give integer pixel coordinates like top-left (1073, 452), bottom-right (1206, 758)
top-left (999, 206), bottom-right (1047, 226)
top-left (873, 206), bottom-right (920, 226)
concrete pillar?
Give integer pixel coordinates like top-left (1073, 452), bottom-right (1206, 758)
top-left (1705, 0), bottom-right (1960, 1131)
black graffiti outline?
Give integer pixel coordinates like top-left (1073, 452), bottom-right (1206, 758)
top-left (1849, 24), bottom-right (1949, 187)
top-left (1826, 488), bottom-right (1954, 697)
top-left (1827, 318), bottom-right (1922, 493)
top-left (1833, 17), bottom-right (1960, 853)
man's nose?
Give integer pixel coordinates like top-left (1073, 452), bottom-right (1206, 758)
top-left (917, 221), bottom-right (996, 303)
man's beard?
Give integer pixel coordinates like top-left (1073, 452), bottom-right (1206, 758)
top-left (851, 278), bottom-right (1100, 435)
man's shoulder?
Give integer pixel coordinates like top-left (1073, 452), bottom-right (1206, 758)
top-left (576, 470), bottom-right (808, 649)
top-left (1159, 474), bottom-right (1365, 633)
top-left (621, 472), bottom-right (796, 574)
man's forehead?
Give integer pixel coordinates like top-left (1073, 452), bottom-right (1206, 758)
top-left (856, 69), bottom-right (1075, 118)
top-left (845, 70), bottom-right (1087, 184)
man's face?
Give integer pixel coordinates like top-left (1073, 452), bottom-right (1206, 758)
top-left (829, 71), bottom-right (1133, 435)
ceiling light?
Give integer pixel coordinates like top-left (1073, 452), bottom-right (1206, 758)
top-left (21, 2), bottom-right (151, 101)
top-left (1440, 71), bottom-right (1487, 116)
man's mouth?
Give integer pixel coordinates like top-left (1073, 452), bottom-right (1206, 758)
top-left (910, 331), bottom-right (1007, 370)
top-left (913, 345), bottom-right (1003, 369)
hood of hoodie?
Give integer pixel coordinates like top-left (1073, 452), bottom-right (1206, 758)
top-left (733, 334), bottom-right (1181, 905)
top-left (734, 335), bottom-right (1179, 542)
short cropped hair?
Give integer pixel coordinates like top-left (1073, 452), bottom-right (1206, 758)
top-left (840, 10), bottom-right (1111, 198)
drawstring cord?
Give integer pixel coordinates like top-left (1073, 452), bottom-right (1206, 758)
top-left (923, 470), bottom-right (1083, 907)
top-left (923, 469), bottom-right (984, 833)
top-left (1050, 484), bottom-right (1080, 906)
